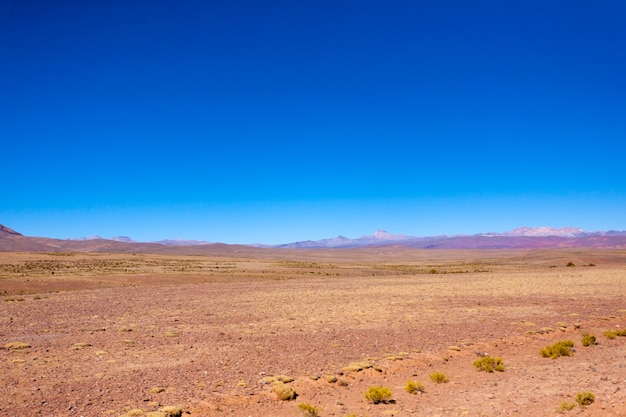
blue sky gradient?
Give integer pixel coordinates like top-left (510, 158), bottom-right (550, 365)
top-left (2, 1), bottom-right (625, 244)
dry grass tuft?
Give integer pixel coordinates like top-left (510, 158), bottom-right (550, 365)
top-left (3, 341), bottom-right (31, 350)
top-left (575, 392), bottom-right (595, 407)
top-left (473, 356), bottom-right (505, 372)
top-left (429, 371), bottom-right (449, 383)
top-left (149, 387), bottom-right (165, 394)
top-left (558, 402), bottom-right (576, 413)
top-left (405, 380), bottom-right (425, 394)
top-left (72, 342), bottom-right (93, 350)
top-left (581, 333), bottom-right (597, 346)
top-left (272, 383), bottom-right (297, 401)
top-left (540, 340), bottom-right (574, 359)
top-left (364, 385), bottom-right (393, 404)
top-left (297, 403), bottom-right (320, 417)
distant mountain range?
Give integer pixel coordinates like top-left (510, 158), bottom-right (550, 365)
top-left (273, 227), bottom-right (626, 249)
top-left (1, 224), bottom-right (626, 253)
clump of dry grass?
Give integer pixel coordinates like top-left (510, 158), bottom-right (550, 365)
top-left (258, 374), bottom-right (294, 385)
top-left (473, 356), bottom-right (505, 372)
top-left (405, 380), bottom-right (425, 394)
top-left (72, 342), bottom-right (92, 350)
top-left (342, 361), bottom-right (372, 372)
top-left (575, 392), bottom-right (595, 407)
top-left (540, 340), bottom-right (574, 359)
top-left (272, 383), bottom-right (297, 401)
top-left (159, 406), bottom-right (183, 417)
top-left (297, 403), bottom-right (320, 417)
top-left (364, 386), bottom-right (393, 404)
top-left (604, 329), bottom-right (626, 339)
top-left (429, 371), bottom-right (449, 383)
top-left (3, 341), bottom-right (31, 350)
top-left (581, 333), bottom-right (597, 346)
top-left (120, 409), bottom-right (145, 417)
top-left (149, 387), bottom-right (165, 394)
top-left (557, 402), bottom-right (576, 413)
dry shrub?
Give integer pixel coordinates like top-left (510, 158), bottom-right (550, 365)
top-left (473, 356), bottom-right (505, 372)
top-left (429, 371), bottom-right (449, 383)
top-left (405, 380), bottom-right (425, 394)
top-left (581, 333), bottom-right (597, 346)
top-left (540, 340), bottom-right (574, 359)
top-left (297, 403), bottom-right (320, 417)
top-left (575, 392), bottom-right (595, 407)
top-left (273, 383), bottom-right (297, 401)
top-left (3, 341), bottom-right (31, 350)
top-left (364, 385), bottom-right (393, 404)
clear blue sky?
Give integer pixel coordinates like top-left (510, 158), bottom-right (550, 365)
top-left (2, 1), bottom-right (625, 244)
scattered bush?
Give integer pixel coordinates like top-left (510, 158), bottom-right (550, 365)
top-left (158, 406), bottom-right (182, 417)
top-left (273, 383), bottom-right (297, 401)
top-left (429, 372), bottom-right (449, 383)
top-left (121, 409), bottom-right (145, 417)
top-left (297, 403), bottom-right (320, 417)
top-left (3, 341), bottom-right (31, 350)
top-left (364, 385), bottom-right (393, 404)
top-left (575, 392), bottom-right (595, 407)
top-left (405, 380), bottom-right (425, 394)
top-left (540, 340), bottom-right (574, 359)
top-left (581, 333), bottom-right (597, 346)
top-left (558, 401), bottom-right (576, 412)
top-left (473, 356), bottom-right (505, 372)
top-left (604, 329), bottom-right (626, 339)
top-left (566, 262), bottom-right (576, 267)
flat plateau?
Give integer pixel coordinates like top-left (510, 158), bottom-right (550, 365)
top-left (1, 249), bottom-right (625, 416)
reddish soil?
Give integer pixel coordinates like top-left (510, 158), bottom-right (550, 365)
top-left (1, 250), bottom-right (625, 417)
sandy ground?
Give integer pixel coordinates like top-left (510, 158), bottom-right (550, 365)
top-left (1, 250), bottom-right (625, 417)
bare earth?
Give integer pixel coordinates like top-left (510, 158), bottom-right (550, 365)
top-left (1, 249), bottom-right (625, 417)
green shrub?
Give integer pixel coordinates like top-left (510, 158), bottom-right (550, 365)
top-left (364, 385), bottom-right (393, 404)
top-left (297, 403), bottom-right (319, 417)
top-left (575, 391), bottom-right (595, 407)
top-left (405, 380), bottom-right (425, 394)
top-left (429, 372), bottom-right (449, 383)
top-left (540, 340), bottom-right (574, 359)
top-left (473, 356), bottom-right (505, 372)
top-left (581, 333), bottom-right (596, 346)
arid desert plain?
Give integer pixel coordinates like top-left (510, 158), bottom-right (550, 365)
top-left (1, 248), bottom-right (625, 417)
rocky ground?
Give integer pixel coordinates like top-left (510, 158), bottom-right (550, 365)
top-left (1, 250), bottom-right (625, 417)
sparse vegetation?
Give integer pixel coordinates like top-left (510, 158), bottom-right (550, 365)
top-left (540, 340), bottom-right (574, 359)
top-left (342, 361), bottom-right (372, 372)
top-left (581, 333), bottom-right (597, 346)
top-left (575, 392), bottom-right (595, 407)
top-left (297, 403), bottom-right (320, 417)
top-left (429, 372), bottom-right (449, 383)
top-left (149, 387), bottom-right (165, 394)
top-left (258, 374), bottom-right (294, 385)
top-left (273, 383), bottom-right (297, 401)
top-left (566, 262), bottom-right (576, 267)
top-left (364, 385), bottom-right (393, 404)
top-left (473, 356), bottom-right (505, 372)
top-left (71, 342), bottom-right (92, 350)
top-left (3, 341), bottom-right (31, 350)
top-left (604, 329), bottom-right (626, 339)
top-left (558, 401), bottom-right (576, 412)
top-left (405, 380), bottom-right (425, 394)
